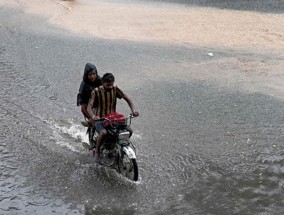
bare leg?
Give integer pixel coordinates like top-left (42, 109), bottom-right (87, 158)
top-left (94, 129), bottom-right (107, 158)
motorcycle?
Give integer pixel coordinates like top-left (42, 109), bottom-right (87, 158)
top-left (81, 113), bottom-right (139, 181)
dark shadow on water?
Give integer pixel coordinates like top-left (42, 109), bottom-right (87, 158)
top-left (141, 0), bottom-right (284, 14)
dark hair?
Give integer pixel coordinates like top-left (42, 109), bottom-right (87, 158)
top-left (102, 73), bottom-right (115, 83)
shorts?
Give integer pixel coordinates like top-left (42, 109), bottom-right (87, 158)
top-left (94, 122), bottom-right (105, 133)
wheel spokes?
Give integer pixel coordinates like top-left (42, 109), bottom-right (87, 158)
top-left (120, 157), bottom-right (134, 179)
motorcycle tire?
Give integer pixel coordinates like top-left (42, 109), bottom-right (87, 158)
top-left (118, 152), bottom-right (138, 181)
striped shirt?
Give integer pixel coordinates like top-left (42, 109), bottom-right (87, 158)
top-left (89, 85), bottom-right (124, 117)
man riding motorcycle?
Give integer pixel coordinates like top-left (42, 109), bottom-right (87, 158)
top-left (87, 73), bottom-right (139, 163)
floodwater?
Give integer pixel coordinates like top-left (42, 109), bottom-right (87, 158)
top-left (1, 0), bottom-right (284, 214)
top-left (143, 0), bottom-right (284, 13)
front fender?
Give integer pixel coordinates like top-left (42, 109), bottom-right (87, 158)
top-left (122, 146), bottom-right (136, 159)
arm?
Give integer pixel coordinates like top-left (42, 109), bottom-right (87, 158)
top-left (77, 93), bottom-right (82, 106)
top-left (87, 91), bottom-right (98, 121)
top-left (77, 82), bottom-right (86, 106)
top-left (81, 104), bottom-right (90, 119)
top-left (122, 94), bottom-right (139, 117)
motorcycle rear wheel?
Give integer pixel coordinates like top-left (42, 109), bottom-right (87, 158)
top-left (118, 152), bottom-right (138, 181)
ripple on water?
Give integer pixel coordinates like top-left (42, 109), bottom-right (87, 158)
top-left (27, 195), bottom-right (50, 206)
top-left (160, 140), bottom-right (284, 214)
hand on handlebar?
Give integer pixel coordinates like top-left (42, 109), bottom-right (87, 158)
top-left (132, 110), bottom-right (139, 117)
top-left (91, 115), bottom-right (100, 124)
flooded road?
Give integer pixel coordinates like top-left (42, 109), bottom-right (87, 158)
top-left (1, 0), bottom-right (284, 214)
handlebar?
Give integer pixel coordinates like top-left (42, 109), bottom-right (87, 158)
top-left (127, 113), bottom-right (136, 119)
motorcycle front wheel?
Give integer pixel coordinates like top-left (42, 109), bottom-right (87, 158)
top-left (118, 152), bottom-right (138, 181)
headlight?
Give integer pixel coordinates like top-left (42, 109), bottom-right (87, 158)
top-left (118, 131), bottom-right (130, 140)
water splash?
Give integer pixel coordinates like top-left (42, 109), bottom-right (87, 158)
top-left (36, 115), bottom-right (88, 153)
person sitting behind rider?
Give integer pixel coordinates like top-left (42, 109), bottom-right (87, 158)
top-left (77, 63), bottom-right (102, 119)
top-left (87, 73), bottom-right (139, 162)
